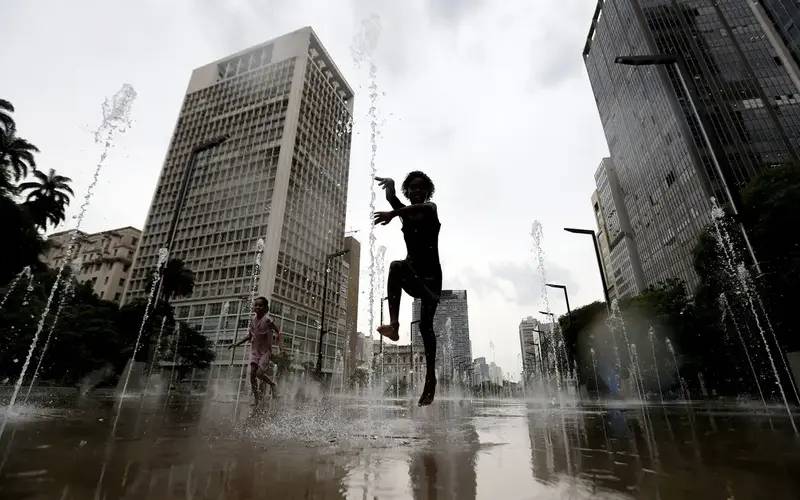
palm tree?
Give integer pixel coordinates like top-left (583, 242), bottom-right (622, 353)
top-left (0, 99), bottom-right (15, 132)
top-left (19, 168), bottom-right (74, 230)
top-left (0, 125), bottom-right (39, 193)
top-left (148, 258), bottom-right (195, 302)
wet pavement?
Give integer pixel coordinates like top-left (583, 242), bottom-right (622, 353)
top-left (1, 391), bottom-right (799, 499)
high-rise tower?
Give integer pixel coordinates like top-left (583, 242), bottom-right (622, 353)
top-left (124, 27), bottom-right (354, 374)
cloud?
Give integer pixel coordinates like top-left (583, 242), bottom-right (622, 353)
top-left (449, 258), bottom-right (581, 310)
top-left (427, 0), bottom-right (483, 23)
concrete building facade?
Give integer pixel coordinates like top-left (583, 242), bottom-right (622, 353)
top-left (123, 27), bottom-right (354, 374)
top-left (44, 226), bottom-right (141, 304)
top-left (519, 316), bottom-right (544, 382)
top-left (592, 158), bottom-right (646, 300)
top-left (411, 290), bottom-right (472, 382)
top-left (584, 0), bottom-right (800, 292)
top-left (343, 236), bottom-right (360, 377)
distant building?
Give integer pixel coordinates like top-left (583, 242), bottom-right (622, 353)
top-left (411, 290), bottom-right (472, 382)
top-left (592, 158), bottom-right (645, 301)
top-left (519, 317), bottom-right (543, 382)
top-left (351, 332), bottom-right (371, 372)
top-left (488, 362), bottom-right (503, 386)
top-left (472, 357), bottom-right (489, 386)
top-left (43, 226), bottom-right (141, 304)
top-left (375, 342), bottom-right (424, 388)
top-left (343, 236), bottom-right (360, 377)
top-left (591, 190), bottom-right (616, 302)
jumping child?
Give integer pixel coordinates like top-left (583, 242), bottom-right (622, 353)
top-left (229, 296), bottom-right (282, 405)
top-left (373, 171), bottom-right (441, 406)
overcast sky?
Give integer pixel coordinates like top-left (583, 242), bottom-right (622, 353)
top-left (1, 0), bottom-right (610, 379)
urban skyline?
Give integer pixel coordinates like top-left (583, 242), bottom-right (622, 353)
top-left (12, 1), bottom-right (799, 379)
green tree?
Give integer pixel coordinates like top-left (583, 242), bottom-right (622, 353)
top-left (0, 196), bottom-right (46, 284)
top-left (148, 258), bottom-right (195, 302)
top-left (0, 98), bottom-right (15, 132)
top-left (19, 168), bottom-right (75, 230)
top-left (740, 164), bottom-right (800, 352)
top-left (0, 273), bottom-right (132, 385)
top-left (0, 124), bottom-right (39, 194)
top-left (348, 367), bottom-right (368, 389)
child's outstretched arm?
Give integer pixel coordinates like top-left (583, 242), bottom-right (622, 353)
top-left (373, 202), bottom-right (436, 225)
top-left (376, 177), bottom-right (406, 210)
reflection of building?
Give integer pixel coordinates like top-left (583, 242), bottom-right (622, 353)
top-left (411, 290), bottom-right (472, 381)
top-left (122, 28), bottom-right (354, 375)
top-left (409, 425), bottom-right (478, 499)
top-left (592, 158), bottom-right (645, 301)
top-left (584, 0), bottom-right (800, 292)
top-left (43, 226), bottom-right (141, 304)
top-left (343, 236), bottom-right (360, 377)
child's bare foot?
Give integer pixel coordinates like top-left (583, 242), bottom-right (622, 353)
top-left (377, 323), bottom-right (400, 341)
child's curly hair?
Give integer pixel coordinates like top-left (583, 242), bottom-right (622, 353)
top-left (401, 171), bottom-right (435, 201)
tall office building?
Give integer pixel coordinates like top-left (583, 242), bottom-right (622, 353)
top-left (123, 27), bottom-right (354, 374)
top-left (343, 236), bottom-right (360, 377)
top-left (592, 158), bottom-right (646, 300)
top-left (44, 226), bottom-right (141, 304)
top-left (411, 290), bottom-right (472, 380)
top-left (757, 0), bottom-right (800, 81)
top-left (519, 317), bottom-right (543, 382)
top-left (584, 0), bottom-right (800, 291)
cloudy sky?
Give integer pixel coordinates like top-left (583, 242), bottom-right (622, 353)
top-left (1, 0), bottom-right (610, 379)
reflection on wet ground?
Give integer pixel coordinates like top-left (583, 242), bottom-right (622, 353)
top-left (1, 392), bottom-right (799, 499)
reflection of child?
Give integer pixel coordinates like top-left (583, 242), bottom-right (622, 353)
top-left (229, 296), bottom-right (282, 405)
top-left (373, 172), bottom-right (441, 406)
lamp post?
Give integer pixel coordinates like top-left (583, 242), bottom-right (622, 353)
top-left (379, 296), bottom-right (389, 354)
top-left (545, 283), bottom-right (571, 319)
top-left (154, 135), bottom-right (229, 305)
top-left (564, 227), bottom-right (611, 311)
top-left (410, 319), bottom-right (421, 392)
top-left (614, 54), bottom-right (761, 274)
top-left (316, 249), bottom-right (350, 377)
top-left (532, 328), bottom-right (548, 379)
top-left (227, 295), bottom-right (249, 378)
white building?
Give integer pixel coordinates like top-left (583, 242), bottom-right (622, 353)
top-left (123, 27), bottom-right (354, 375)
top-left (44, 226), bottom-right (141, 304)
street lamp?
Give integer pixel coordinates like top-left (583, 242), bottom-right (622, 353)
top-left (564, 227), bottom-right (611, 310)
top-left (316, 249), bottom-right (350, 376)
top-left (379, 296), bottom-right (389, 355)
top-left (154, 134), bottom-right (229, 306)
top-left (614, 54), bottom-right (761, 274)
top-left (545, 283), bottom-right (571, 319)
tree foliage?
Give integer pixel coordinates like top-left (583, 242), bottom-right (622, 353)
top-left (19, 168), bottom-right (74, 230)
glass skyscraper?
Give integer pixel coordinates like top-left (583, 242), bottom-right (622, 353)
top-left (584, 0), bottom-right (800, 291)
top-left (124, 27), bottom-right (354, 374)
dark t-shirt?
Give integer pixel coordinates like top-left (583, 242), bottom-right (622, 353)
top-left (401, 202), bottom-right (442, 282)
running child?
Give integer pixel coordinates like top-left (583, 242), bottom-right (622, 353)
top-left (229, 296), bottom-right (282, 405)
